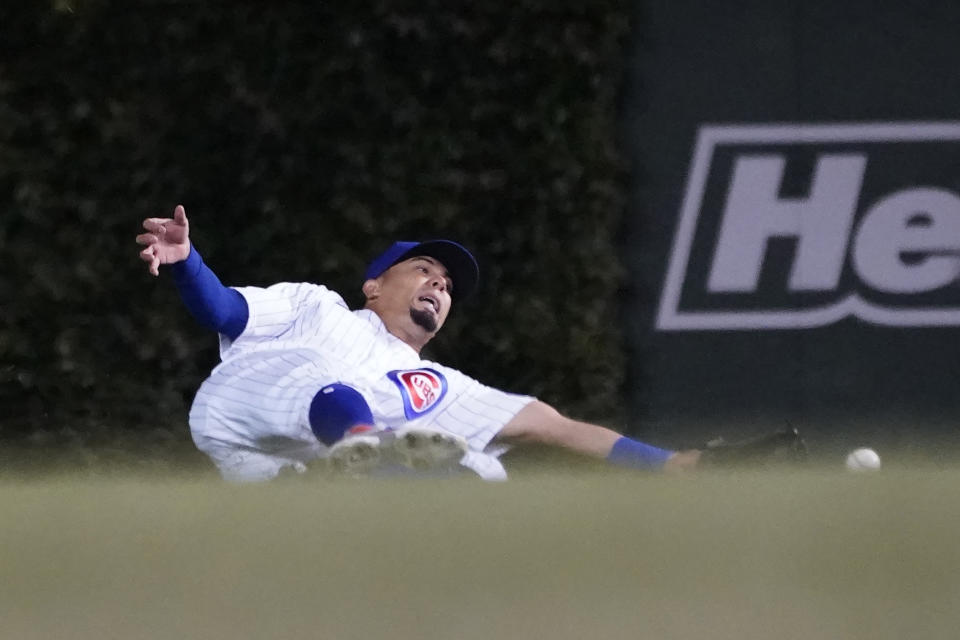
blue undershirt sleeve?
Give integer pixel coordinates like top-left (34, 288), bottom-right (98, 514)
top-left (169, 245), bottom-right (249, 341)
top-left (606, 436), bottom-right (674, 470)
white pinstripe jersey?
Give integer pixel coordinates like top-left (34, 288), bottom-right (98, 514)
top-left (189, 282), bottom-right (535, 481)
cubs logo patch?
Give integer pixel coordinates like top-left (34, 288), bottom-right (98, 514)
top-left (387, 368), bottom-right (448, 420)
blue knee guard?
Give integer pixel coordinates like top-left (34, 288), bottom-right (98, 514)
top-left (308, 383), bottom-right (375, 445)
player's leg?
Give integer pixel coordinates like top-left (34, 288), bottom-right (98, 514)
top-left (194, 437), bottom-right (308, 482)
top-left (314, 383), bottom-right (468, 474)
top-left (309, 383), bottom-right (377, 444)
top-left (189, 395), bottom-right (313, 482)
top-left (311, 383), bottom-right (386, 474)
top-left (391, 426), bottom-right (468, 471)
top-left (188, 352), bottom-right (328, 481)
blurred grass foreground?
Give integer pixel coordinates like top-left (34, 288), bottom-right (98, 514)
top-left (2, 468), bottom-right (958, 640)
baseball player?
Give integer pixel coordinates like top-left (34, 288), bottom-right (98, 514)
top-left (136, 205), bottom-right (804, 481)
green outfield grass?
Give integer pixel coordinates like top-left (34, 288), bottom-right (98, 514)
top-left (2, 467), bottom-right (958, 640)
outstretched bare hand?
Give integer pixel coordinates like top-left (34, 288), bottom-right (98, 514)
top-left (136, 204), bottom-right (191, 276)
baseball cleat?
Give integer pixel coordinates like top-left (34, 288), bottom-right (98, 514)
top-left (697, 426), bottom-right (808, 467)
top-left (327, 425), bottom-right (386, 476)
top-left (391, 427), bottom-right (468, 471)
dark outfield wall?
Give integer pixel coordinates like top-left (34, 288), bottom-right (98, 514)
top-left (624, 0), bottom-right (960, 456)
top-left (0, 3), bottom-right (631, 466)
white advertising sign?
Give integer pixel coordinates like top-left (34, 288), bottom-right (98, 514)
top-left (657, 122), bottom-right (960, 330)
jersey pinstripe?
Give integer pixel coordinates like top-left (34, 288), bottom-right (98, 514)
top-left (189, 282), bottom-right (535, 481)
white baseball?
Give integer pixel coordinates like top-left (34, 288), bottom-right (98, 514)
top-left (845, 447), bottom-right (881, 471)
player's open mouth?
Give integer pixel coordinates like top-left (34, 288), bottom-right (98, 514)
top-left (418, 295), bottom-right (439, 314)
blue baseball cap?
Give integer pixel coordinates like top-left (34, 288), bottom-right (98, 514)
top-left (364, 240), bottom-right (479, 300)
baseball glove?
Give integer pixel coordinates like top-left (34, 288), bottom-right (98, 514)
top-left (697, 426), bottom-right (808, 467)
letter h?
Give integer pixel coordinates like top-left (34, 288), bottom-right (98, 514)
top-left (707, 153), bottom-right (867, 293)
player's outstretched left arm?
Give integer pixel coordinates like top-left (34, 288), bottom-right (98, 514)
top-left (495, 401), bottom-right (701, 472)
top-left (135, 204), bottom-right (191, 276)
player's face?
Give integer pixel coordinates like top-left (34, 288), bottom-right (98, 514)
top-left (378, 256), bottom-right (453, 334)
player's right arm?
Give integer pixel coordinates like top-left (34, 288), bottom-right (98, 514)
top-left (136, 204), bottom-right (191, 275)
top-left (136, 205), bottom-right (248, 340)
